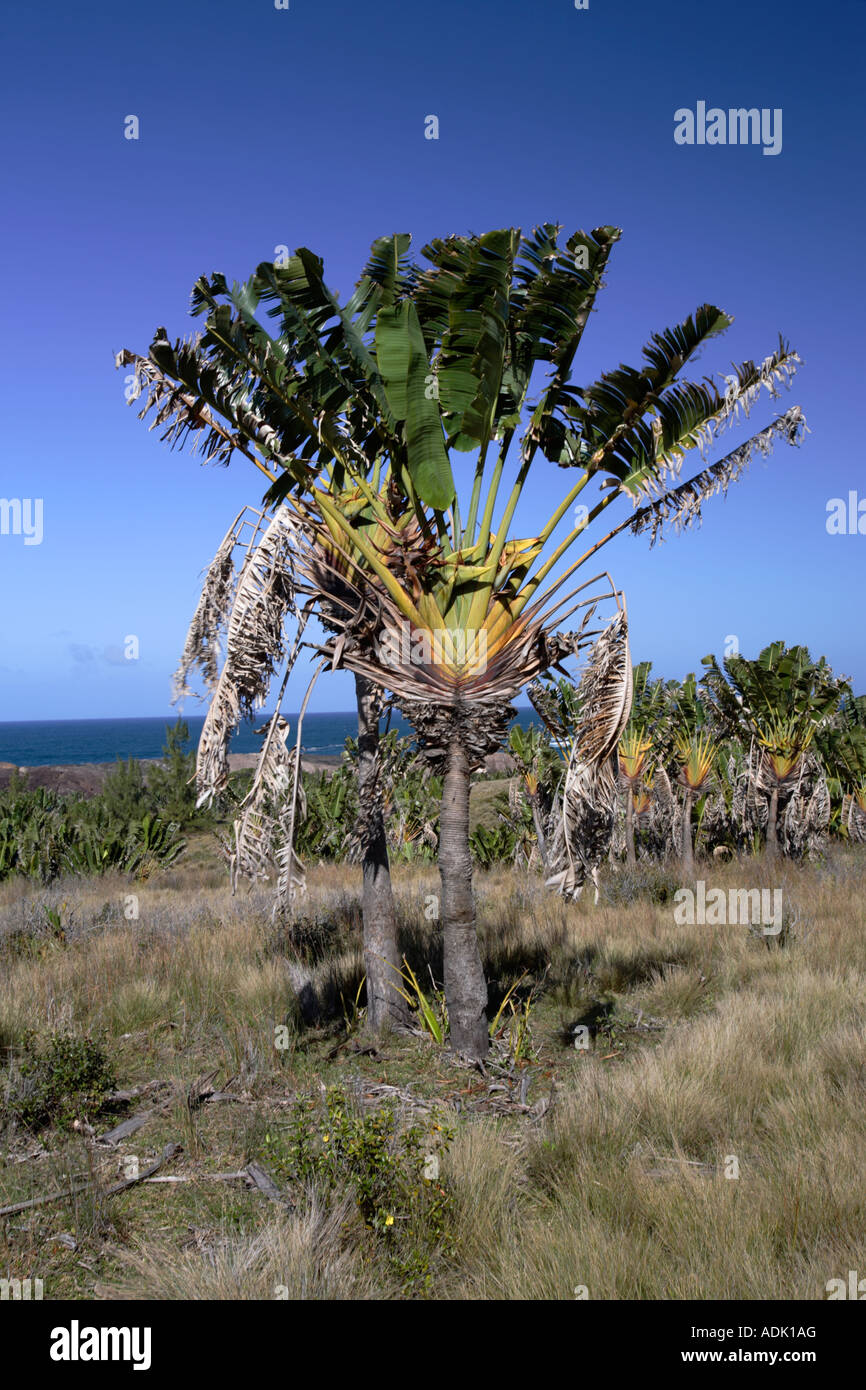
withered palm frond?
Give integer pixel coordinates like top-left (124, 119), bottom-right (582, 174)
top-left (545, 607), bottom-right (633, 902)
top-left (172, 506), bottom-right (253, 703)
top-left (781, 756), bottom-right (830, 860)
top-left (195, 506), bottom-right (302, 806)
top-left (845, 790), bottom-right (866, 843)
top-left (231, 714), bottom-right (307, 904)
top-left (646, 764), bottom-right (678, 860)
top-left (732, 746), bottom-right (770, 840)
top-left (526, 679), bottom-right (573, 751)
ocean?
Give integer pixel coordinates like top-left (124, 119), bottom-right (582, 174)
top-left (0, 708), bottom-right (542, 767)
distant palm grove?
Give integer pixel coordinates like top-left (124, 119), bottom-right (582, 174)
top-left (2, 640), bottom-right (863, 890)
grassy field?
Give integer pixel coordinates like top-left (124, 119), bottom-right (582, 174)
top-left (1, 841), bottom-right (865, 1301)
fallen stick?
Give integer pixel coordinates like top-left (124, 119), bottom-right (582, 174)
top-left (98, 1110), bottom-right (158, 1145)
top-left (0, 1142), bottom-right (183, 1219)
top-left (245, 1161), bottom-right (293, 1207)
top-left (105, 1080), bottom-right (169, 1105)
top-left (144, 1172), bottom-right (248, 1184)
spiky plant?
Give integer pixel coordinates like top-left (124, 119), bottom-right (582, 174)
top-left (673, 729), bottom-right (718, 872)
top-left (618, 727), bottom-right (654, 864)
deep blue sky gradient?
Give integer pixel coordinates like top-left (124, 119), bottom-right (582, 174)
top-left (1, 0), bottom-right (863, 720)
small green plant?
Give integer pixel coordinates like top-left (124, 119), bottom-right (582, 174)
top-left (488, 970), bottom-right (529, 1036)
top-left (386, 957), bottom-right (447, 1044)
top-left (0, 900), bottom-right (71, 961)
top-left (470, 823), bottom-right (517, 867)
top-left (266, 1087), bottom-right (454, 1293)
top-left (490, 973), bottom-right (540, 1063)
top-left (126, 814), bottom-right (187, 879)
top-left (340, 974), bottom-right (367, 1033)
top-left (100, 756), bottom-right (151, 823)
top-left (147, 719), bottom-right (200, 826)
top-left (42, 905), bottom-right (67, 942)
top-left (5, 1029), bottom-right (118, 1132)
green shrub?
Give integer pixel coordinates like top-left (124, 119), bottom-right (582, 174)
top-left (261, 1086), bottom-right (454, 1293)
top-left (147, 719), bottom-right (200, 826)
top-left (100, 756), bottom-right (151, 823)
top-left (5, 1029), bottom-right (117, 1132)
top-left (600, 862), bottom-right (683, 906)
top-left (470, 822), bottom-right (517, 867)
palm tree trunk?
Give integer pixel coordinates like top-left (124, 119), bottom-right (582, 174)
top-left (625, 785), bottom-right (636, 865)
top-left (529, 795), bottom-right (549, 874)
top-left (766, 786), bottom-right (779, 862)
top-left (681, 791), bottom-right (695, 873)
top-left (354, 675), bottom-right (409, 1034)
top-left (439, 736), bottom-right (489, 1058)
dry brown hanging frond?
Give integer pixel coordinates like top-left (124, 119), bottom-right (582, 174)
top-left (546, 607), bottom-right (633, 902)
top-left (172, 508), bottom-right (258, 703)
top-left (231, 713), bottom-right (307, 899)
top-left (647, 765), bottom-right (677, 860)
top-left (195, 506), bottom-right (300, 807)
top-left (781, 756), bottom-right (830, 860)
top-left (732, 744), bottom-right (769, 848)
top-left (844, 794), bottom-right (866, 844)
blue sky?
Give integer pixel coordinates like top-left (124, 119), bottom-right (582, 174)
top-left (1, 0), bottom-right (863, 721)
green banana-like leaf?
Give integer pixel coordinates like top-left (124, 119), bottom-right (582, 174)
top-left (253, 254), bottom-right (396, 432)
top-left (570, 332), bottom-right (799, 500)
top-left (518, 225), bottom-right (622, 374)
top-left (375, 300), bottom-right (455, 510)
top-left (412, 229), bottom-right (518, 451)
top-left (548, 303), bottom-right (732, 475)
top-left (349, 233), bottom-right (413, 312)
top-left (701, 643), bottom-right (850, 742)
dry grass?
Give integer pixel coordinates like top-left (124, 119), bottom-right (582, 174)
top-left (1, 845), bottom-right (864, 1300)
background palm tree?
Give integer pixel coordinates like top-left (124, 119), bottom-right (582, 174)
top-left (701, 643), bottom-right (849, 860)
top-left (618, 728), bottom-right (654, 864)
top-left (673, 729), bottom-right (718, 872)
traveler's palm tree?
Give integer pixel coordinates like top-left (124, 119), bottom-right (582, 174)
top-left (673, 729), bottom-right (718, 871)
top-left (817, 695), bottom-right (866, 841)
top-left (618, 728), bottom-right (654, 864)
top-left (120, 224), bottom-right (806, 1057)
top-left (701, 643), bottom-right (849, 859)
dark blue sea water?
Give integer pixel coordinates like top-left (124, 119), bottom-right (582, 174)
top-left (0, 708), bottom-right (541, 767)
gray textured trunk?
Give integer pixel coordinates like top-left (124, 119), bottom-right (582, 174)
top-left (625, 786), bottom-right (636, 865)
top-left (354, 675), bottom-right (409, 1034)
top-left (529, 796), bottom-right (549, 873)
top-left (439, 737), bottom-right (489, 1058)
top-left (766, 786), bottom-right (779, 862)
top-left (681, 791), bottom-right (695, 873)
